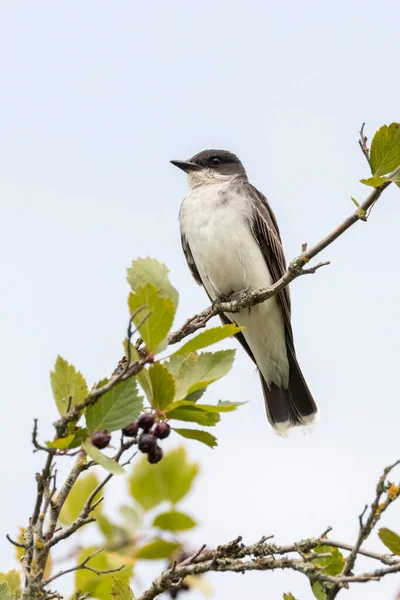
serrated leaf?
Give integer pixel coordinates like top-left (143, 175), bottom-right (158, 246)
top-left (283, 594), bottom-right (297, 600)
top-left (378, 527), bottom-right (400, 555)
top-left (46, 434), bottom-right (76, 450)
top-left (370, 123), bottom-right (400, 176)
top-left (167, 354), bottom-right (186, 378)
top-left (59, 472), bottom-right (102, 525)
top-left (136, 539), bottom-right (180, 560)
top-left (312, 545), bottom-right (344, 575)
top-left (128, 284), bottom-right (175, 352)
top-left (174, 350), bottom-right (235, 400)
top-left (152, 510), bottom-right (197, 531)
top-left (127, 257), bottom-right (179, 307)
top-left (360, 176), bottom-right (388, 187)
top-left (50, 356), bottom-right (88, 416)
top-left (166, 404), bottom-right (220, 426)
top-left (184, 388), bottom-right (206, 402)
top-left (83, 442), bottom-right (125, 475)
top-left (0, 571), bottom-right (21, 600)
top-left (312, 582), bottom-right (326, 600)
top-left (76, 547), bottom-right (133, 599)
top-left (129, 446), bottom-right (199, 510)
top-left (149, 364), bottom-right (175, 410)
top-left (111, 578), bottom-right (134, 600)
top-left (86, 379), bottom-right (143, 434)
top-left (174, 325), bottom-right (242, 356)
top-left (173, 428), bottom-right (217, 448)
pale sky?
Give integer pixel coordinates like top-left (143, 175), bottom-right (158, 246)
top-left (1, 1), bottom-right (400, 598)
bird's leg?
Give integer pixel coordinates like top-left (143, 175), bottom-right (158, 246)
top-left (212, 288), bottom-right (253, 314)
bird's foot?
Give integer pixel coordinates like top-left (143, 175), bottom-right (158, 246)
top-left (212, 288), bottom-right (252, 314)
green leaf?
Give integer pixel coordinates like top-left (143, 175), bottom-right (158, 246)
top-left (350, 196), bottom-right (360, 207)
top-left (173, 428), bottom-right (217, 448)
top-left (370, 123), bottom-right (400, 176)
top-left (387, 167), bottom-right (400, 183)
top-left (360, 176), bottom-right (388, 187)
top-left (167, 354), bottom-right (186, 378)
top-left (196, 400), bottom-right (245, 412)
top-left (166, 404), bottom-right (220, 426)
top-left (166, 399), bottom-right (243, 426)
top-left (136, 539), bottom-right (180, 560)
top-left (50, 356), bottom-right (88, 416)
top-left (46, 434), bottom-right (76, 450)
top-left (59, 472), bottom-right (102, 525)
top-left (149, 364), bottom-right (175, 410)
top-left (129, 446), bottom-right (199, 510)
top-left (152, 510), bottom-right (197, 531)
top-left (86, 378), bottom-right (143, 434)
top-left (120, 505), bottom-right (142, 533)
top-left (76, 547), bottom-right (133, 600)
top-left (379, 527), bottom-right (400, 555)
top-left (312, 582), bottom-right (326, 600)
top-left (111, 578), bottom-right (134, 600)
top-left (97, 514), bottom-right (131, 549)
top-left (174, 325), bottom-right (242, 356)
top-left (127, 257), bottom-right (179, 307)
top-left (283, 594), bottom-right (297, 600)
top-left (0, 572), bottom-right (21, 600)
top-left (128, 284), bottom-right (175, 352)
top-left (174, 350), bottom-right (235, 400)
top-left (83, 442), bottom-right (125, 475)
top-left (312, 545), bottom-right (344, 575)
top-left (184, 388), bottom-right (206, 402)
top-left (0, 583), bottom-right (14, 600)
top-left (68, 427), bottom-right (89, 449)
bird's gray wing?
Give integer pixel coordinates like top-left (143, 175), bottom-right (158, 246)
top-left (181, 234), bottom-right (202, 285)
top-left (245, 183), bottom-right (294, 345)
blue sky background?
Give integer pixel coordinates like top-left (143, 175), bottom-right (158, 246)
top-left (1, 1), bottom-right (400, 598)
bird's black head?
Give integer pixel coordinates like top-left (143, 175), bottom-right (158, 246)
top-left (170, 149), bottom-right (247, 186)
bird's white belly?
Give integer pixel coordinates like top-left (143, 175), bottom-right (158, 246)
top-left (180, 183), bottom-right (289, 387)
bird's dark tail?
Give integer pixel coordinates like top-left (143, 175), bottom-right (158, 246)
top-left (261, 343), bottom-right (318, 434)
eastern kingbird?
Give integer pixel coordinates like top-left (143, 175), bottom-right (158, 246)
top-left (171, 149), bottom-right (318, 433)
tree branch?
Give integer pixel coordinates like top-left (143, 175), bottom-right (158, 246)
top-left (168, 178), bottom-right (391, 344)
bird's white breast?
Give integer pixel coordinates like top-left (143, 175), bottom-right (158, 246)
top-left (180, 181), bottom-right (271, 297)
top-left (179, 181), bottom-right (289, 388)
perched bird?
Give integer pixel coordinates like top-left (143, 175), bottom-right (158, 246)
top-left (171, 149), bottom-right (318, 433)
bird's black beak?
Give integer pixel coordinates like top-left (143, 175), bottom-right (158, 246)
top-left (170, 159), bottom-right (200, 173)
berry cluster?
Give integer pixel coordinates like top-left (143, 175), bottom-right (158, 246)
top-left (122, 413), bottom-right (170, 464)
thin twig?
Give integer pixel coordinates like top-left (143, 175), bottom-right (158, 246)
top-left (42, 548), bottom-right (125, 586)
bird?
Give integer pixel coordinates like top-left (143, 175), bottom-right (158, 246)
top-left (171, 149), bottom-right (318, 434)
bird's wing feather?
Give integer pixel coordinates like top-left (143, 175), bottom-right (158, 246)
top-left (181, 234), bottom-right (202, 285)
top-left (246, 183), bottom-right (294, 345)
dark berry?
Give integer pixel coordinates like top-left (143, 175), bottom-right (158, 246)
top-left (91, 430), bottom-right (111, 449)
top-left (153, 421), bottom-right (171, 439)
top-left (137, 413), bottom-right (155, 432)
top-left (138, 433), bottom-right (157, 453)
top-left (147, 445), bottom-right (163, 464)
top-left (122, 421), bottom-right (139, 437)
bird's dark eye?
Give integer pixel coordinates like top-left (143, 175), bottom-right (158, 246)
top-left (210, 156), bottom-right (221, 166)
